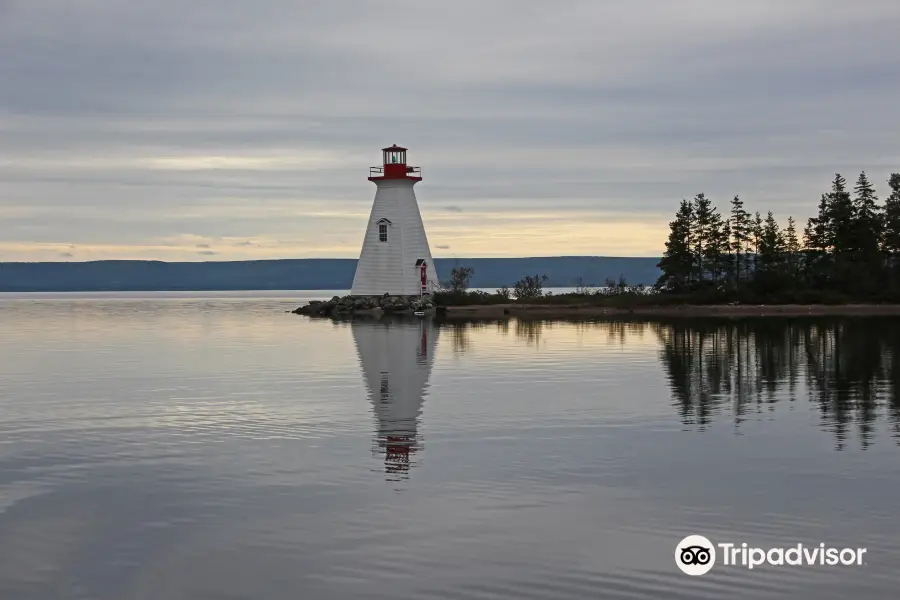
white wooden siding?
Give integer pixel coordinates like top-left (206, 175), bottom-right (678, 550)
top-left (351, 179), bottom-right (439, 296)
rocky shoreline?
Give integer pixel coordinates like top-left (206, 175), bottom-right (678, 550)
top-left (291, 294), bottom-right (437, 317)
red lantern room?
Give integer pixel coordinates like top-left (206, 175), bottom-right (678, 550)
top-left (368, 144), bottom-right (422, 182)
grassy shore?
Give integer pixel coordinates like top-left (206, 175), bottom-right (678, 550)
top-left (440, 303), bottom-right (900, 318)
top-left (429, 290), bottom-right (900, 318)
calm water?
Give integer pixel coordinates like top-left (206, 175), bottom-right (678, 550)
top-left (1, 293), bottom-right (900, 599)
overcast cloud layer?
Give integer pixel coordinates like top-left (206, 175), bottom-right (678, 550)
top-left (2, 0), bottom-right (900, 261)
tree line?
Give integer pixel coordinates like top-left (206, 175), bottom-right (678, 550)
top-left (657, 172), bottom-right (900, 301)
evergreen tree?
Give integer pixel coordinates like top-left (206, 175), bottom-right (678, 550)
top-left (805, 194), bottom-right (832, 252)
top-left (882, 174), bottom-right (900, 287)
top-left (784, 216), bottom-right (801, 278)
top-left (758, 212), bottom-right (785, 276)
top-left (729, 195), bottom-right (751, 286)
top-left (826, 174), bottom-right (855, 291)
top-left (717, 219), bottom-right (733, 286)
top-left (827, 173), bottom-right (854, 253)
top-left (691, 194), bottom-right (714, 285)
top-left (751, 211), bottom-right (763, 276)
top-left (700, 203), bottom-right (728, 286)
top-left (849, 171), bottom-right (884, 294)
top-left (882, 173), bottom-right (900, 253)
top-left (656, 199), bottom-right (695, 292)
top-left (803, 193), bottom-right (833, 289)
top-left (852, 171), bottom-right (882, 255)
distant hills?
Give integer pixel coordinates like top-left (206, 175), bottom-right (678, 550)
top-left (0, 257), bottom-right (662, 292)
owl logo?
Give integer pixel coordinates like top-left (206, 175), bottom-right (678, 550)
top-left (675, 535), bottom-right (716, 575)
top-left (680, 545), bottom-right (712, 565)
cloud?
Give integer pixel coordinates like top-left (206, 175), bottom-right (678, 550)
top-left (58, 251), bottom-right (73, 258)
top-left (2, 0), bottom-right (900, 260)
top-left (196, 243), bottom-right (210, 248)
top-left (197, 250), bottom-right (216, 256)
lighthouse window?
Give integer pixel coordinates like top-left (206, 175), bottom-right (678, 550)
top-left (379, 223), bottom-right (388, 242)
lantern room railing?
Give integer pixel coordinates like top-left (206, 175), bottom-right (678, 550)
top-left (369, 165), bottom-right (422, 178)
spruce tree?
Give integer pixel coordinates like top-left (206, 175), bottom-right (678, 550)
top-left (729, 195), bottom-right (751, 287)
top-left (882, 174), bottom-right (900, 251)
top-left (751, 211), bottom-right (763, 279)
top-left (827, 173), bottom-right (853, 253)
top-left (656, 199), bottom-right (695, 292)
top-left (718, 219), bottom-right (734, 287)
top-left (784, 216), bottom-right (800, 278)
top-left (849, 171), bottom-right (884, 294)
top-left (825, 174), bottom-right (855, 291)
top-left (759, 212), bottom-right (785, 269)
top-left (704, 210), bottom-right (728, 286)
top-left (805, 194), bottom-right (832, 252)
top-left (691, 194), bottom-right (714, 285)
top-left (882, 174), bottom-right (900, 287)
top-left (852, 171), bottom-right (882, 256)
top-left (803, 193), bottom-right (833, 289)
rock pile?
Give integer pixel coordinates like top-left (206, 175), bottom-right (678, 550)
top-left (292, 294), bottom-right (435, 317)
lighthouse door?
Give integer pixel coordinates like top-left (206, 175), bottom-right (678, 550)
top-left (415, 258), bottom-right (428, 296)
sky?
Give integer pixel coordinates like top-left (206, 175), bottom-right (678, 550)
top-left (2, 0), bottom-right (900, 262)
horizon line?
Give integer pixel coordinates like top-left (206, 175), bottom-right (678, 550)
top-left (1, 256), bottom-right (664, 264)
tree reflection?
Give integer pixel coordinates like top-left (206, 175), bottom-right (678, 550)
top-left (656, 318), bottom-right (900, 450)
top-left (514, 320), bottom-right (545, 346)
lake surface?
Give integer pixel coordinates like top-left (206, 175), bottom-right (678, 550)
top-left (1, 293), bottom-right (899, 599)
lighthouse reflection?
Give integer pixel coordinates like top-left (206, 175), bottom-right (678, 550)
top-left (351, 318), bottom-right (439, 480)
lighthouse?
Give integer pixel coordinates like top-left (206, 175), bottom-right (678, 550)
top-left (351, 145), bottom-right (439, 297)
top-left (352, 318), bottom-right (438, 479)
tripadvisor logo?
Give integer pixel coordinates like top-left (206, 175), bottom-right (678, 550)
top-left (674, 535), bottom-right (867, 575)
top-left (675, 535), bottom-right (716, 576)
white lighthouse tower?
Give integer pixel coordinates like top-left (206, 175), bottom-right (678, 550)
top-left (351, 318), bottom-right (439, 478)
top-left (351, 145), bottom-right (439, 297)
